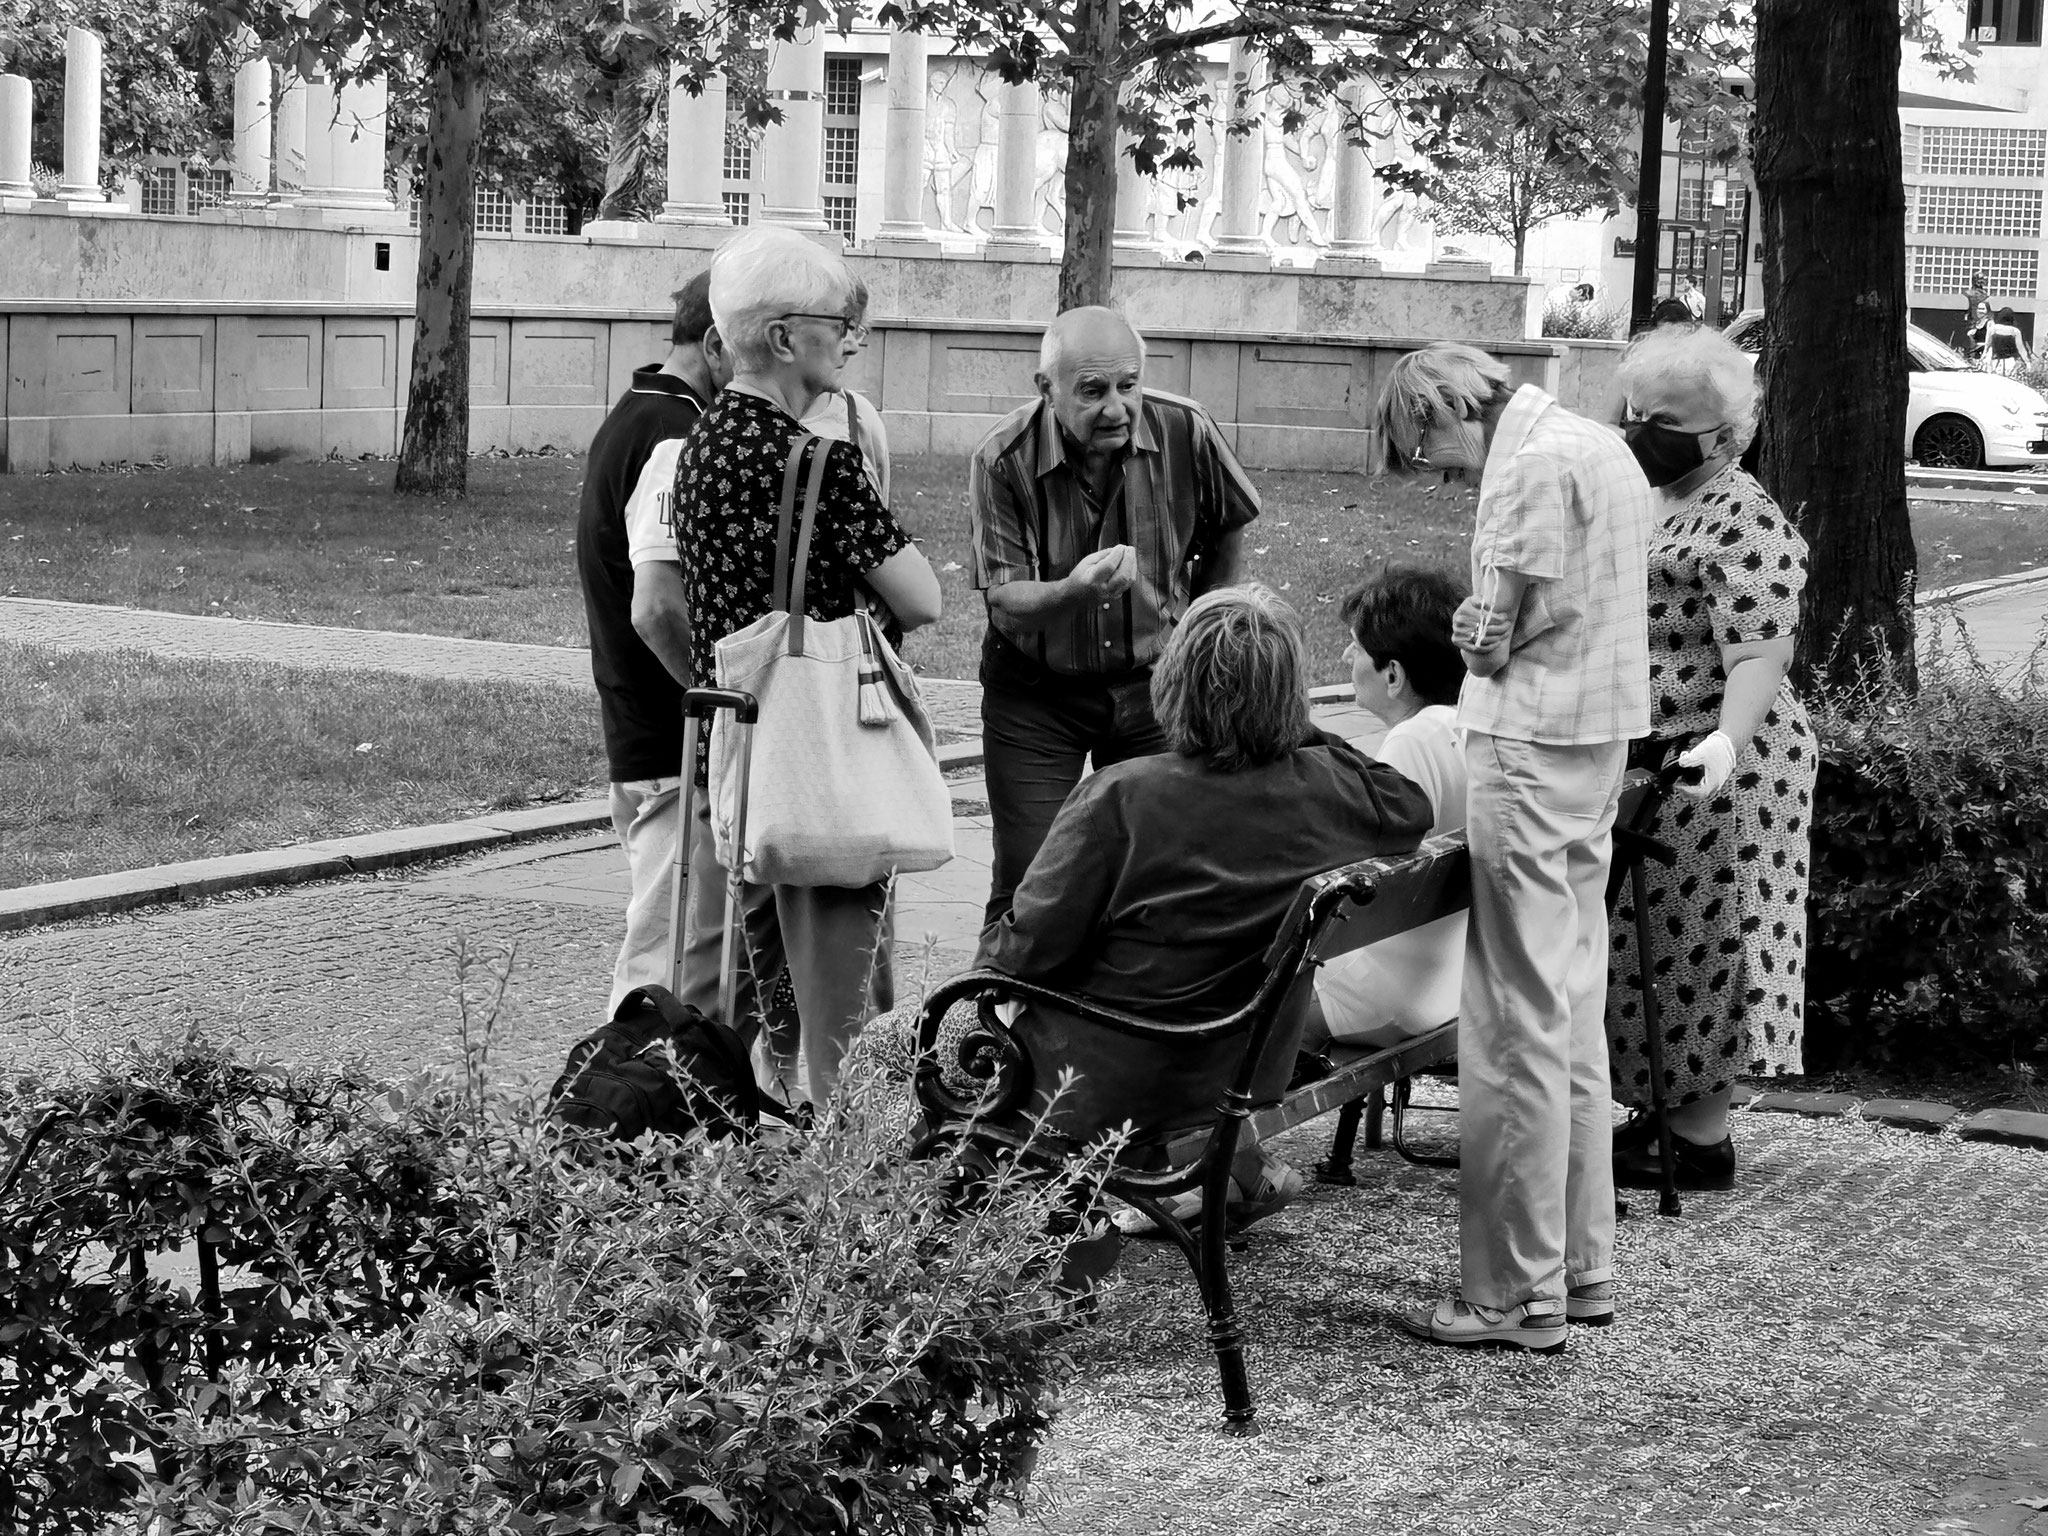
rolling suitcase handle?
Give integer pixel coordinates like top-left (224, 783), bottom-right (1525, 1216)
top-left (667, 688), bottom-right (761, 1034)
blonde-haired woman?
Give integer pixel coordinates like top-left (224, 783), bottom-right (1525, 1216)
top-left (1607, 323), bottom-right (1818, 1190)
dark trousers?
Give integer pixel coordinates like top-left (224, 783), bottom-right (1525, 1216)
top-left (980, 664), bottom-right (1169, 926)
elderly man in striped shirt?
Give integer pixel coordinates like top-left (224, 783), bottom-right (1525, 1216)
top-left (967, 306), bottom-right (1263, 926)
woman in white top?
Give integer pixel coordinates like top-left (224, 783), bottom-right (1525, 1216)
top-left (1305, 563), bottom-right (1470, 1050)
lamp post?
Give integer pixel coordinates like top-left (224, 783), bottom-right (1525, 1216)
top-left (1630, 0), bottom-right (1672, 331)
top-left (1704, 175), bottom-right (1728, 327)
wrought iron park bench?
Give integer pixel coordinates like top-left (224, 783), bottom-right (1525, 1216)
top-left (910, 770), bottom-right (1675, 1430)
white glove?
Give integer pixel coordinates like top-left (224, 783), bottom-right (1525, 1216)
top-left (1675, 730), bottom-right (1738, 800)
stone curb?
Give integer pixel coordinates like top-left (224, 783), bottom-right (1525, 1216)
top-left (0, 739), bottom-right (991, 934)
top-left (1918, 565), bottom-right (2048, 606)
top-left (1733, 1085), bottom-right (2048, 1151)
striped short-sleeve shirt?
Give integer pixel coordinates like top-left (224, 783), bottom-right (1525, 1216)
top-left (1456, 385), bottom-right (1653, 746)
top-left (968, 390), bottom-right (1262, 675)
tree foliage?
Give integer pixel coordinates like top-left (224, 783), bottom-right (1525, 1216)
top-left (0, 0), bottom-right (235, 186)
top-left (1425, 115), bottom-right (1624, 274)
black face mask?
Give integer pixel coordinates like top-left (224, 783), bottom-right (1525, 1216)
top-left (1624, 418), bottom-right (1709, 488)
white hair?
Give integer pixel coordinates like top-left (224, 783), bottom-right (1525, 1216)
top-left (1037, 306), bottom-right (1147, 376)
top-left (1614, 324), bottom-right (1760, 453)
top-left (709, 227), bottom-right (857, 370)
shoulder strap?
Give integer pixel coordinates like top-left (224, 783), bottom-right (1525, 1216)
top-left (786, 439), bottom-right (832, 658)
top-left (771, 434), bottom-right (818, 617)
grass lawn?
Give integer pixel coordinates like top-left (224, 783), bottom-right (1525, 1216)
top-left (0, 642), bottom-right (604, 890)
top-left (5, 454), bottom-right (2044, 685)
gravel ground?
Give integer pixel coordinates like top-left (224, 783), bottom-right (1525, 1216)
top-left (994, 1110), bottom-right (2048, 1536)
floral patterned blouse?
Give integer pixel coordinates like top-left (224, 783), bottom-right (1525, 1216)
top-left (672, 385), bottom-right (912, 779)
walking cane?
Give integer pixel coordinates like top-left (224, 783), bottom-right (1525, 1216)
top-left (1610, 756), bottom-right (1694, 1218)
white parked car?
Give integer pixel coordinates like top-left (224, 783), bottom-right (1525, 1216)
top-left (1722, 309), bottom-right (2048, 470)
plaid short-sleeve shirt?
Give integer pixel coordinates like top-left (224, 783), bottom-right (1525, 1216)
top-left (1456, 385), bottom-right (1653, 746)
top-left (968, 390), bottom-right (1262, 675)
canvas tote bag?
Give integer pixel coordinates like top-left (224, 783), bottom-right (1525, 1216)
top-left (707, 434), bottom-right (955, 888)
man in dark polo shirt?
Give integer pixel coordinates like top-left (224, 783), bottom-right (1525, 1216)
top-left (968, 305), bottom-right (1262, 924)
top-left (574, 271), bottom-right (731, 1014)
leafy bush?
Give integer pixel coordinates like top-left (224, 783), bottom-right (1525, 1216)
top-left (0, 950), bottom-right (1113, 1536)
top-left (1805, 614), bottom-right (2048, 1071)
top-left (1542, 296), bottom-right (1628, 340)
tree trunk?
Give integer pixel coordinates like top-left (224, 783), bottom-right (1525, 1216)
top-left (1512, 227), bottom-right (1526, 275)
top-left (1753, 0), bottom-right (1914, 689)
top-left (1058, 0), bottom-right (1119, 311)
top-left (395, 0), bottom-right (489, 498)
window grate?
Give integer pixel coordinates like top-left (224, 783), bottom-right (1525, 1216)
top-left (139, 167), bottom-right (179, 216)
top-left (186, 169), bottom-right (232, 214)
top-left (476, 186), bottom-right (513, 234)
top-left (1919, 126), bottom-right (2048, 179)
top-left (823, 56), bottom-right (863, 117)
top-left (1914, 184), bottom-right (2043, 239)
top-left (1908, 243), bottom-right (2039, 296)
top-left (723, 190), bottom-right (751, 226)
top-left (723, 117), bottom-right (754, 181)
top-left (822, 126), bottom-right (860, 186)
top-left (824, 194), bottom-right (857, 238)
top-left (524, 194), bottom-right (570, 235)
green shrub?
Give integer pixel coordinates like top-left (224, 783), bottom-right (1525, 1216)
top-left (1542, 297), bottom-right (1628, 340)
top-left (0, 951), bottom-right (1114, 1536)
top-left (1805, 615), bottom-right (2048, 1071)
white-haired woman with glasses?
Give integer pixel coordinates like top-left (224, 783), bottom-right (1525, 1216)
top-left (668, 226), bottom-right (942, 1108)
top-left (1605, 323), bottom-right (1816, 1191)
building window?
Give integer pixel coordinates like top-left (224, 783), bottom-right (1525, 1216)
top-left (524, 194), bottom-right (570, 235)
top-left (1914, 184), bottom-right (2043, 239)
top-left (1966, 0), bottom-right (2043, 44)
top-left (823, 56), bottom-right (863, 117)
top-left (824, 194), bottom-right (858, 238)
top-left (723, 118), bottom-right (754, 181)
top-left (723, 190), bottom-right (751, 226)
top-left (1674, 170), bottom-right (1749, 226)
top-left (822, 125), bottom-right (860, 186)
top-left (186, 168), bottom-right (232, 214)
top-left (1919, 125), bottom-right (2048, 179)
top-left (1909, 243), bottom-right (2040, 297)
top-left (139, 167), bottom-right (179, 216)
top-left (476, 186), bottom-right (514, 234)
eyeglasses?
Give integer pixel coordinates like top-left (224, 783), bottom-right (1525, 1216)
top-left (774, 313), bottom-right (870, 344)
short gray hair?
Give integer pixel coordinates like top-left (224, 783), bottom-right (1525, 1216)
top-left (1614, 323), bottom-right (1760, 454)
top-left (1151, 585), bottom-right (1313, 773)
top-left (1037, 306), bottom-right (1147, 376)
top-left (1370, 342), bottom-right (1515, 474)
top-left (709, 227), bottom-right (857, 370)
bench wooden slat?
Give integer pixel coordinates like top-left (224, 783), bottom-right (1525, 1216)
top-left (1160, 1020), bottom-right (1457, 1164)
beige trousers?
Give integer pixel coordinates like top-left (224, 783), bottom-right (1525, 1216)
top-left (1457, 732), bottom-right (1626, 1310)
top-left (606, 777), bottom-right (683, 1018)
top-left (677, 795), bottom-right (891, 1107)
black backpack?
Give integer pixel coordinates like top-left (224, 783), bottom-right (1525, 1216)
top-left (549, 984), bottom-right (768, 1143)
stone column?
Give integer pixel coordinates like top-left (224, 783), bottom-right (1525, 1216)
top-left (873, 26), bottom-right (937, 250)
top-left (301, 62), bottom-right (395, 212)
top-left (982, 77), bottom-right (1048, 259)
top-left (759, 24), bottom-right (828, 234)
top-left (1207, 40), bottom-right (1268, 268)
top-left (59, 26), bottom-right (106, 203)
top-left (273, 70), bottom-right (308, 199)
top-left (658, 62), bottom-right (730, 224)
top-left (231, 40), bottom-right (273, 204)
top-left (1111, 124), bottom-right (1160, 261)
top-left (1318, 86), bottom-right (1382, 275)
top-left (0, 75), bottom-right (30, 198)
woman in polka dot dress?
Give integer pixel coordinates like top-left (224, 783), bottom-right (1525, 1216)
top-left (1606, 325), bottom-right (1817, 1191)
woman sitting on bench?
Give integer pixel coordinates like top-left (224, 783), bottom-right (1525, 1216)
top-left (975, 583), bottom-right (1434, 1223)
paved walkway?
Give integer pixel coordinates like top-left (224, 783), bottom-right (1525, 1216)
top-left (0, 595), bottom-right (989, 736)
